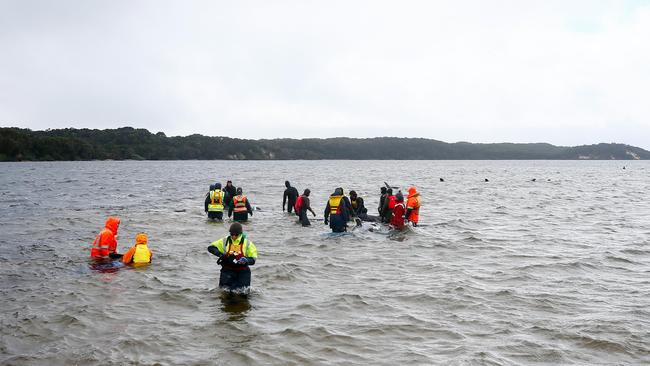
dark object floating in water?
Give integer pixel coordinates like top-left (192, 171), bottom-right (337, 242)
top-left (439, 178), bottom-right (444, 182)
top-left (484, 178), bottom-right (489, 182)
top-left (531, 178), bottom-right (536, 182)
top-left (174, 209), bottom-right (186, 212)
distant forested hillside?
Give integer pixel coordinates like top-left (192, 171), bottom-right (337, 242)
top-left (1, 127), bottom-right (648, 161)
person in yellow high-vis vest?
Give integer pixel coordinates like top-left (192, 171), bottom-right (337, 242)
top-left (207, 222), bottom-right (258, 291)
top-left (122, 233), bottom-right (153, 265)
top-left (204, 183), bottom-right (226, 220)
top-left (323, 187), bottom-right (354, 233)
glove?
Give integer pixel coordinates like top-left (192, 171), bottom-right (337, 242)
top-left (236, 257), bottom-right (249, 265)
top-left (217, 254), bottom-right (233, 265)
top-left (324, 219), bottom-right (328, 225)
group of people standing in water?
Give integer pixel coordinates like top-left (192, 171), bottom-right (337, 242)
top-left (89, 180), bottom-right (421, 293)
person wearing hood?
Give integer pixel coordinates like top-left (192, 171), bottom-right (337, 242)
top-left (91, 217), bottom-right (120, 259)
top-left (207, 222), bottom-right (258, 291)
top-left (381, 188), bottom-right (396, 223)
top-left (223, 180), bottom-right (237, 208)
top-left (350, 190), bottom-right (380, 223)
top-left (405, 186), bottom-right (421, 226)
top-left (282, 180), bottom-right (300, 214)
top-left (323, 187), bottom-right (353, 233)
top-left (205, 183), bottom-right (226, 220)
top-left (295, 189), bottom-right (316, 226)
top-left (228, 187), bottom-right (253, 222)
top-left (390, 192), bottom-right (406, 230)
top-left (122, 233), bottom-right (153, 265)
top-left (378, 187), bottom-right (388, 217)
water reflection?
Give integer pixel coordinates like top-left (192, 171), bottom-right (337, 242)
top-left (219, 291), bottom-right (251, 321)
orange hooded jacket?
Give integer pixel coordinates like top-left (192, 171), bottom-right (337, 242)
top-left (90, 217), bottom-right (120, 258)
top-left (406, 187), bottom-right (421, 224)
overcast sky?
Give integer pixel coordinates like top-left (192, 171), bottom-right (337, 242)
top-left (1, 0), bottom-right (649, 148)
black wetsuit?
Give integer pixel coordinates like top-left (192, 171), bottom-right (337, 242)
top-left (298, 195), bottom-right (312, 226)
top-left (224, 184), bottom-right (237, 208)
top-left (284, 186), bottom-right (299, 214)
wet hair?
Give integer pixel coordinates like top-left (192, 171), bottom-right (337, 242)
top-left (229, 222), bottom-right (243, 236)
top-left (214, 183), bottom-right (222, 189)
top-left (226, 180), bottom-right (233, 185)
top-left (333, 187), bottom-right (344, 196)
top-left (236, 187), bottom-right (243, 194)
top-left (396, 192), bottom-right (404, 202)
top-left (349, 190), bottom-right (357, 198)
top-left (285, 180), bottom-right (290, 187)
top-left (387, 188), bottom-right (393, 195)
top-left (381, 187), bottom-right (387, 194)
top-left (303, 189), bottom-right (311, 196)
top-left (209, 184), bottom-right (215, 190)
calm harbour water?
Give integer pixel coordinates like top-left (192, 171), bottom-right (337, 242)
top-left (1, 160), bottom-right (649, 365)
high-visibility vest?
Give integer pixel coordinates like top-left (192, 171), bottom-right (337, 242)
top-left (222, 236), bottom-right (250, 257)
top-left (233, 195), bottom-right (248, 213)
top-left (208, 190), bottom-right (225, 212)
top-left (406, 194), bottom-right (421, 223)
top-left (133, 244), bottom-right (152, 264)
top-left (329, 195), bottom-right (343, 214)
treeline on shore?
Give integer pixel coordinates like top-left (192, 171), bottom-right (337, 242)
top-left (1, 127), bottom-right (648, 161)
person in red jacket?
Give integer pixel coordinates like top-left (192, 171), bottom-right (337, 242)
top-left (390, 192), bottom-right (406, 230)
top-left (90, 217), bottom-right (120, 259)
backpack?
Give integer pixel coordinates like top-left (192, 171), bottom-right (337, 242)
top-left (294, 196), bottom-right (303, 213)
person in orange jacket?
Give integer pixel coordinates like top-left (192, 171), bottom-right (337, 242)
top-left (122, 233), bottom-right (153, 264)
top-left (405, 187), bottom-right (421, 226)
top-left (90, 217), bottom-right (120, 259)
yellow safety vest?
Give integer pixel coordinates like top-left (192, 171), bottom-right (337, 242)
top-left (133, 244), bottom-right (151, 264)
top-left (208, 190), bottom-right (225, 212)
top-left (329, 195), bottom-right (343, 214)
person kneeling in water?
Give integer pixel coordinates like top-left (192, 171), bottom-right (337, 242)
top-left (207, 223), bottom-right (258, 291)
top-left (90, 216), bottom-right (121, 259)
top-left (122, 233), bottom-right (153, 265)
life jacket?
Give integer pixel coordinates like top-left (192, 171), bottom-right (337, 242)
top-left (294, 195), bottom-right (303, 213)
top-left (233, 195), bottom-right (248, 213)
top-left (387, 195), bottom-right (397, 209)
top-left (221, 235), bottom-right (250, 271)
top-left (328, 195), bottom-right (343, 214)
top-left (132, 244), bottom-right (152, 264)
top-left (208, 189), bottom-right (225, 212)
top-left (90, 229), bottom-right (111, 258)
top-left (406, 193), bottom-right (421, 223)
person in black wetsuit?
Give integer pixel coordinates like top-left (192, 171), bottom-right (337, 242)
top-left (349, 190), bottom-right (380, 222)
top-left (378, 187), bottom-right (388, 219)
top-left (223, 180), bottom-right (237, 209)
top-left (283, 181), bottom-right (299, 214)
